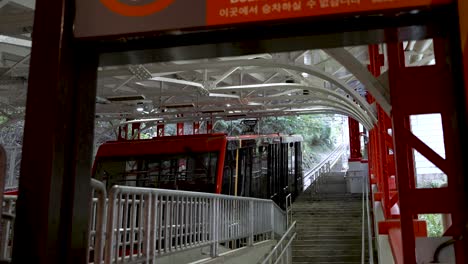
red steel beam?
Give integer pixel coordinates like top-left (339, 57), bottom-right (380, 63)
top-left (387, 34), bottom-right (467, 263)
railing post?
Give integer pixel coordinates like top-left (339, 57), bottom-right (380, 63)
top-left (104, 188), bottom-right (118, 264)
top-left (248, 200), bottom-right (254, 246)
top-left (210, 197), bottom-right (219, 257)
top-left (270, 202), bottom-right (275, 239)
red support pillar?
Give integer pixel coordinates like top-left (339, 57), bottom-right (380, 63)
top-left (193, 122), bottom-right (200, 134)
top-left (118, 124), bottom-right (128, 140)
top-left (457, 0), bottom-right (468, 257)
top-left (157, 123), bottom-right (165, 137)
top-left (131, 122), bottom-right (141, 139)
top-left (367, 44), bottom-right (398, 219)
top-left (348, 118), bottom-right (362, 161)
top-left (207, 120), bottom-right (213, 134)
top-left (387, 34), bottom-right (467, 263)
top-left (177, 123), bottom-right (184, 136)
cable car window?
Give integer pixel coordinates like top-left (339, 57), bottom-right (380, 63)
top-left (93, 152), bottom-right (219, 192)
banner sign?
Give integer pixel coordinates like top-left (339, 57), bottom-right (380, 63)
top-left (75, 0), bottom-right (452, 38)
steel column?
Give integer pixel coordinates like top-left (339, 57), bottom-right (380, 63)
top-left (157, 123), bottom-right (165, 137)
top-left (193, 122), bottom-right (200, 135)
top-left (457, 0), bottom-right (468, 257)
top-left (11, 0), bottom-right (98, 259)
top-left (177, 123), bottom-right (184, 136)
top-left (207, 120), bottom-right (213, 134)
top-left (387, 32), bottom-right (467, 263)
top-left (131, 122), bottom-right (141, 140)
top-left (348, 118), bottom-right (362, 161)
top-left (367, 44), bottom-right (397, 219)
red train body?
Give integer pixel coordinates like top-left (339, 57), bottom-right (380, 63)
top-left (92, 133), bottom-right (303, 204)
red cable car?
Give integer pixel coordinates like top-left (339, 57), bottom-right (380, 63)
top-left (92, 133), bottom-right (303, 205)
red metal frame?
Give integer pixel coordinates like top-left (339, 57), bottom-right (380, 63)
top-left (348, 118), bottom-right (362, 161)
top-left (387, 34), bottom-right (467, 263)
top-left (367, 44), bottom-right (399, 220)
top-left (193, 122), bottom-right (200, 134)
top-left (207, 120), bottom-right (213, 134)
top-left (177, 123), bottom-right (184, 136)
top-left (156, 123), bottom-right (165, 137)
top-left (458, 2), bottom-right (468, 256)
top-left (94, 134), bottom-right (228, 194)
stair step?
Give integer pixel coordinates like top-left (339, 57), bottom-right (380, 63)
top-left (291, 180), bottom-right (369, 264)
top-left (293, 255), bottom-right (362, 262)
top-left (293, 239), bottom-right (362, 245)
top-left (293, 249), bottom-right (363, 256)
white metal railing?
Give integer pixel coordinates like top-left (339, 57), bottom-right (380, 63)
top-left (102, 186), bottom-right (288, 264)
top-left (303, 144), bottom-right (347, 191)
top-left (0, 179), bottom-right (109, 264)
top-left (0, 183), bottom-right (288, 264)
top-left (261, 221), bottom-right (296, 264)
top-left (89, 179), bottom-right (107, 264)
top-left (0, 195), bottom-right (16, 262)
top-left (362, 171), bottom-right (374, 264)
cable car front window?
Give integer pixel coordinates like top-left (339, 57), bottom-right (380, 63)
top-left (93, 152), bottom-right (219, 192)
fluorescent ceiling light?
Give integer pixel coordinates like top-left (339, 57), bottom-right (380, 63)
top-left (0, 35), bottom-right (32, 47)
top-left (165, 103), bottom-right (195, 109)
top-left (107, 95), bottom-right (146, 102)
top-left (123, 118), bottom-right (163, 124)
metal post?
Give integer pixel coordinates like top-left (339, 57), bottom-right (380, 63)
top-left (11, 0), bottom-right (98, 258)
top-left (457, 0), bottom-right (468, 258)
top-left (0, 146), bottom-right (6, 260)
top-left (210, 198), bottom-right (219, 257)
top-left (270, 203), bottom-right (275, 239)
top-left (157, 123), bottom-right (165, 137)
top-left (193, 122), bottom-right (200, 135)
top-left (248, 200), bottom-right (254, 246)
top-left (207, 120), bottom-right (213, 134)
top-left (177, 123), bottom-right (184, 136)
top-left (348, 118), bottom-right (362, 161)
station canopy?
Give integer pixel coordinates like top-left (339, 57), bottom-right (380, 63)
top-left (0, 0), bottom-right (438, 131)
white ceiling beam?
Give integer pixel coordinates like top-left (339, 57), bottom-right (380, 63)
top-left (7, 0), bottom-right (35, 9)
top-left (324, 48), bottom-right (391, 115)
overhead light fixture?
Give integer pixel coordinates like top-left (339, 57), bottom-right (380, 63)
top-left (165, 103), bottom-right (195, 109)
top-left (228, 114), bottom-right (247, 118)
top-left (226, 104), bottom-right (231, 107)
top-left (123, 118), bottom-right (163, 124)
top-left (136, 102), bottom-right (144, 112)
top-left (107, 95), bottom-right (146, 102)
top-left (201, 109), bottom-right (226, 114)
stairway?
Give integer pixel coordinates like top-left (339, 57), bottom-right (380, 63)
top-left (292, 172), bottom-right (369, 264)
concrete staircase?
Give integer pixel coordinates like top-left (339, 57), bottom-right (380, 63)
top-left (292, 172), bottom-right (369, 264)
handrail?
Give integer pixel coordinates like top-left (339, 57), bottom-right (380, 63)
top-left (303, 144), bottom-right (346, 191)
top-left (90, 179), bottom-right (107, 264)
top-left (103, 185), bottom-right (288, 263)
top-left (361, 170), bottom-right (374, 264)
top-left (261, 221), bottom-right (297, 264)
top-left (285, 194), bottom-right (292, 227)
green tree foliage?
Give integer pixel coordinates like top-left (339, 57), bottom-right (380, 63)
top-left (214, 115), bottom-right (344, 169)
top-left (419, 214), bottom-right (444, 237)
